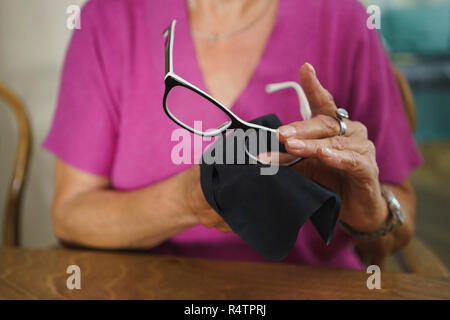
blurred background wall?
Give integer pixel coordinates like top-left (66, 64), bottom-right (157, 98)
top-left (0, 0), bottom-right (449, 265)
top-left (0, 0), bottom-right (87, 247)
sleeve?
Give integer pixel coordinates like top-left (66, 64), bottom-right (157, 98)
top-left (43, 0), bottom-right (120, 177)
top-left (343, 6), bottom-right (423, 184)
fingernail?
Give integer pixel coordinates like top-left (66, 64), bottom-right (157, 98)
top-left (322, 147), bottom-right (334, 157)
top-left (306, 62), bottom-right (316, 78)
top-left (287, 139), bottom-right (306, 149)
top-left (278, 126), bottom-right (296, 138)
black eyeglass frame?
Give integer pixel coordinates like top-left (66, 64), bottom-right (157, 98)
top-left (162, 19), bottom-right (302, 166)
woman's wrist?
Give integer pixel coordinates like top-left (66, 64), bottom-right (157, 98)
top-left (144, 167), bottom-right (199, 233)
top-left (344, 198), bottom-right (389, 235)
top-left (179, 166), bottom-right (232, 233)
top-left (341, 182), bottom-right (390, 233)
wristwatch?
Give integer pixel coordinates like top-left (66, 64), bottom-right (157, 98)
top-left (339, 186), bottom-right (405, 241)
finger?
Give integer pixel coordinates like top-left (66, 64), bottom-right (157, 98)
top-left (197, 209), bottom-right (224, 228)
top-left (256, 151), bottom-right (300, 165)
top-left (278, 115), bottom-right (341, 141)
top-left (217, 223), bottom-right (232, 233)
top-left (284, 136), bottom-right (373, 158)
top-left (300, 63), bottom-right (337, 116)
top-left (278, 116), bottom-right (367, 142)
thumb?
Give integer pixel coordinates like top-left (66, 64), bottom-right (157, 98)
top-left (300, 63), bottom-right (337, 116)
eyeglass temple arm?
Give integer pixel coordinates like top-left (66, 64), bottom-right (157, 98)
top-left (163, 20), bottom-right (176, 76)
top-left (265, 81), bottom-right (312, 121)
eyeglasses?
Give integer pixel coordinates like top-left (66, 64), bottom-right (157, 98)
top-left (162, 19), bottom-right (311, 166)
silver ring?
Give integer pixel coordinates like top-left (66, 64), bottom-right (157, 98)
top-left (334, 108), bottom-right (349, 136)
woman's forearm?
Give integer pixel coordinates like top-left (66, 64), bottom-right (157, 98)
top-left (52, 167), bottom-right (198, 249)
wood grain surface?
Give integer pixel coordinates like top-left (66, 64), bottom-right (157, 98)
top-left (0, 248), bottom-right (449, 300)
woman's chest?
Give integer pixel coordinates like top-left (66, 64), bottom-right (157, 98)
top-left (190, 4), bottom-right (277, 108)
top-left (193, 34), bottom-right (268, 108)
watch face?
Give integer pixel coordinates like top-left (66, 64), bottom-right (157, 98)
top-left (391, 198), bottom-right (405, 225)
top-left (382, 186), bottom-right (405, 226)
top-left (391, 198), bottom-right (401, 211)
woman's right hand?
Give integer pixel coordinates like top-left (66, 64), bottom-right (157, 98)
top-left (183, 165), bottom-right (232, 233)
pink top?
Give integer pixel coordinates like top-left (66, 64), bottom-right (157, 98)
top-left (44, 0), bottom-right (422, 269)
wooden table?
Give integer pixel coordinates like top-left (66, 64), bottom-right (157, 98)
top-left (0, 247), bottom-right (449, 299)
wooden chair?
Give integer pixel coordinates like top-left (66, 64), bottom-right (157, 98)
top-left (392, 65), bottom-right (417, 132)
top-left (0, 83), bottom-right (31, 247)
top-left (381, 65), bottom-right (448, 276)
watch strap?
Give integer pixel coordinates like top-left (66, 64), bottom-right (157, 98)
top-left (339, 186), bottom-right (404, 241)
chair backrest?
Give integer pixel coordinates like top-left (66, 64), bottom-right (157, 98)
top-left (0, 83), bottom-right (31, 247)
top-left (391, 64), bottom-right (417, 132)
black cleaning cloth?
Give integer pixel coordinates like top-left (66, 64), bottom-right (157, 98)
top-left (200, 114), bottom-right (341, 261)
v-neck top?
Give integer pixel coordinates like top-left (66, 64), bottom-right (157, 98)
top-left (44, 0), bottom-right (422, 269)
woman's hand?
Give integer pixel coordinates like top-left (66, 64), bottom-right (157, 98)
top-left (183, 165), bottom-right (232, 233)
top-left (278, 63), bottom-right (389, 233)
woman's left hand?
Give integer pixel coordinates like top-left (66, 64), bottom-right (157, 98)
top-left (278, 63), bottom-right (389, 233)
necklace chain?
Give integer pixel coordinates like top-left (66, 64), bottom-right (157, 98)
top-left (190, 0), bottom-right (273, 44)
